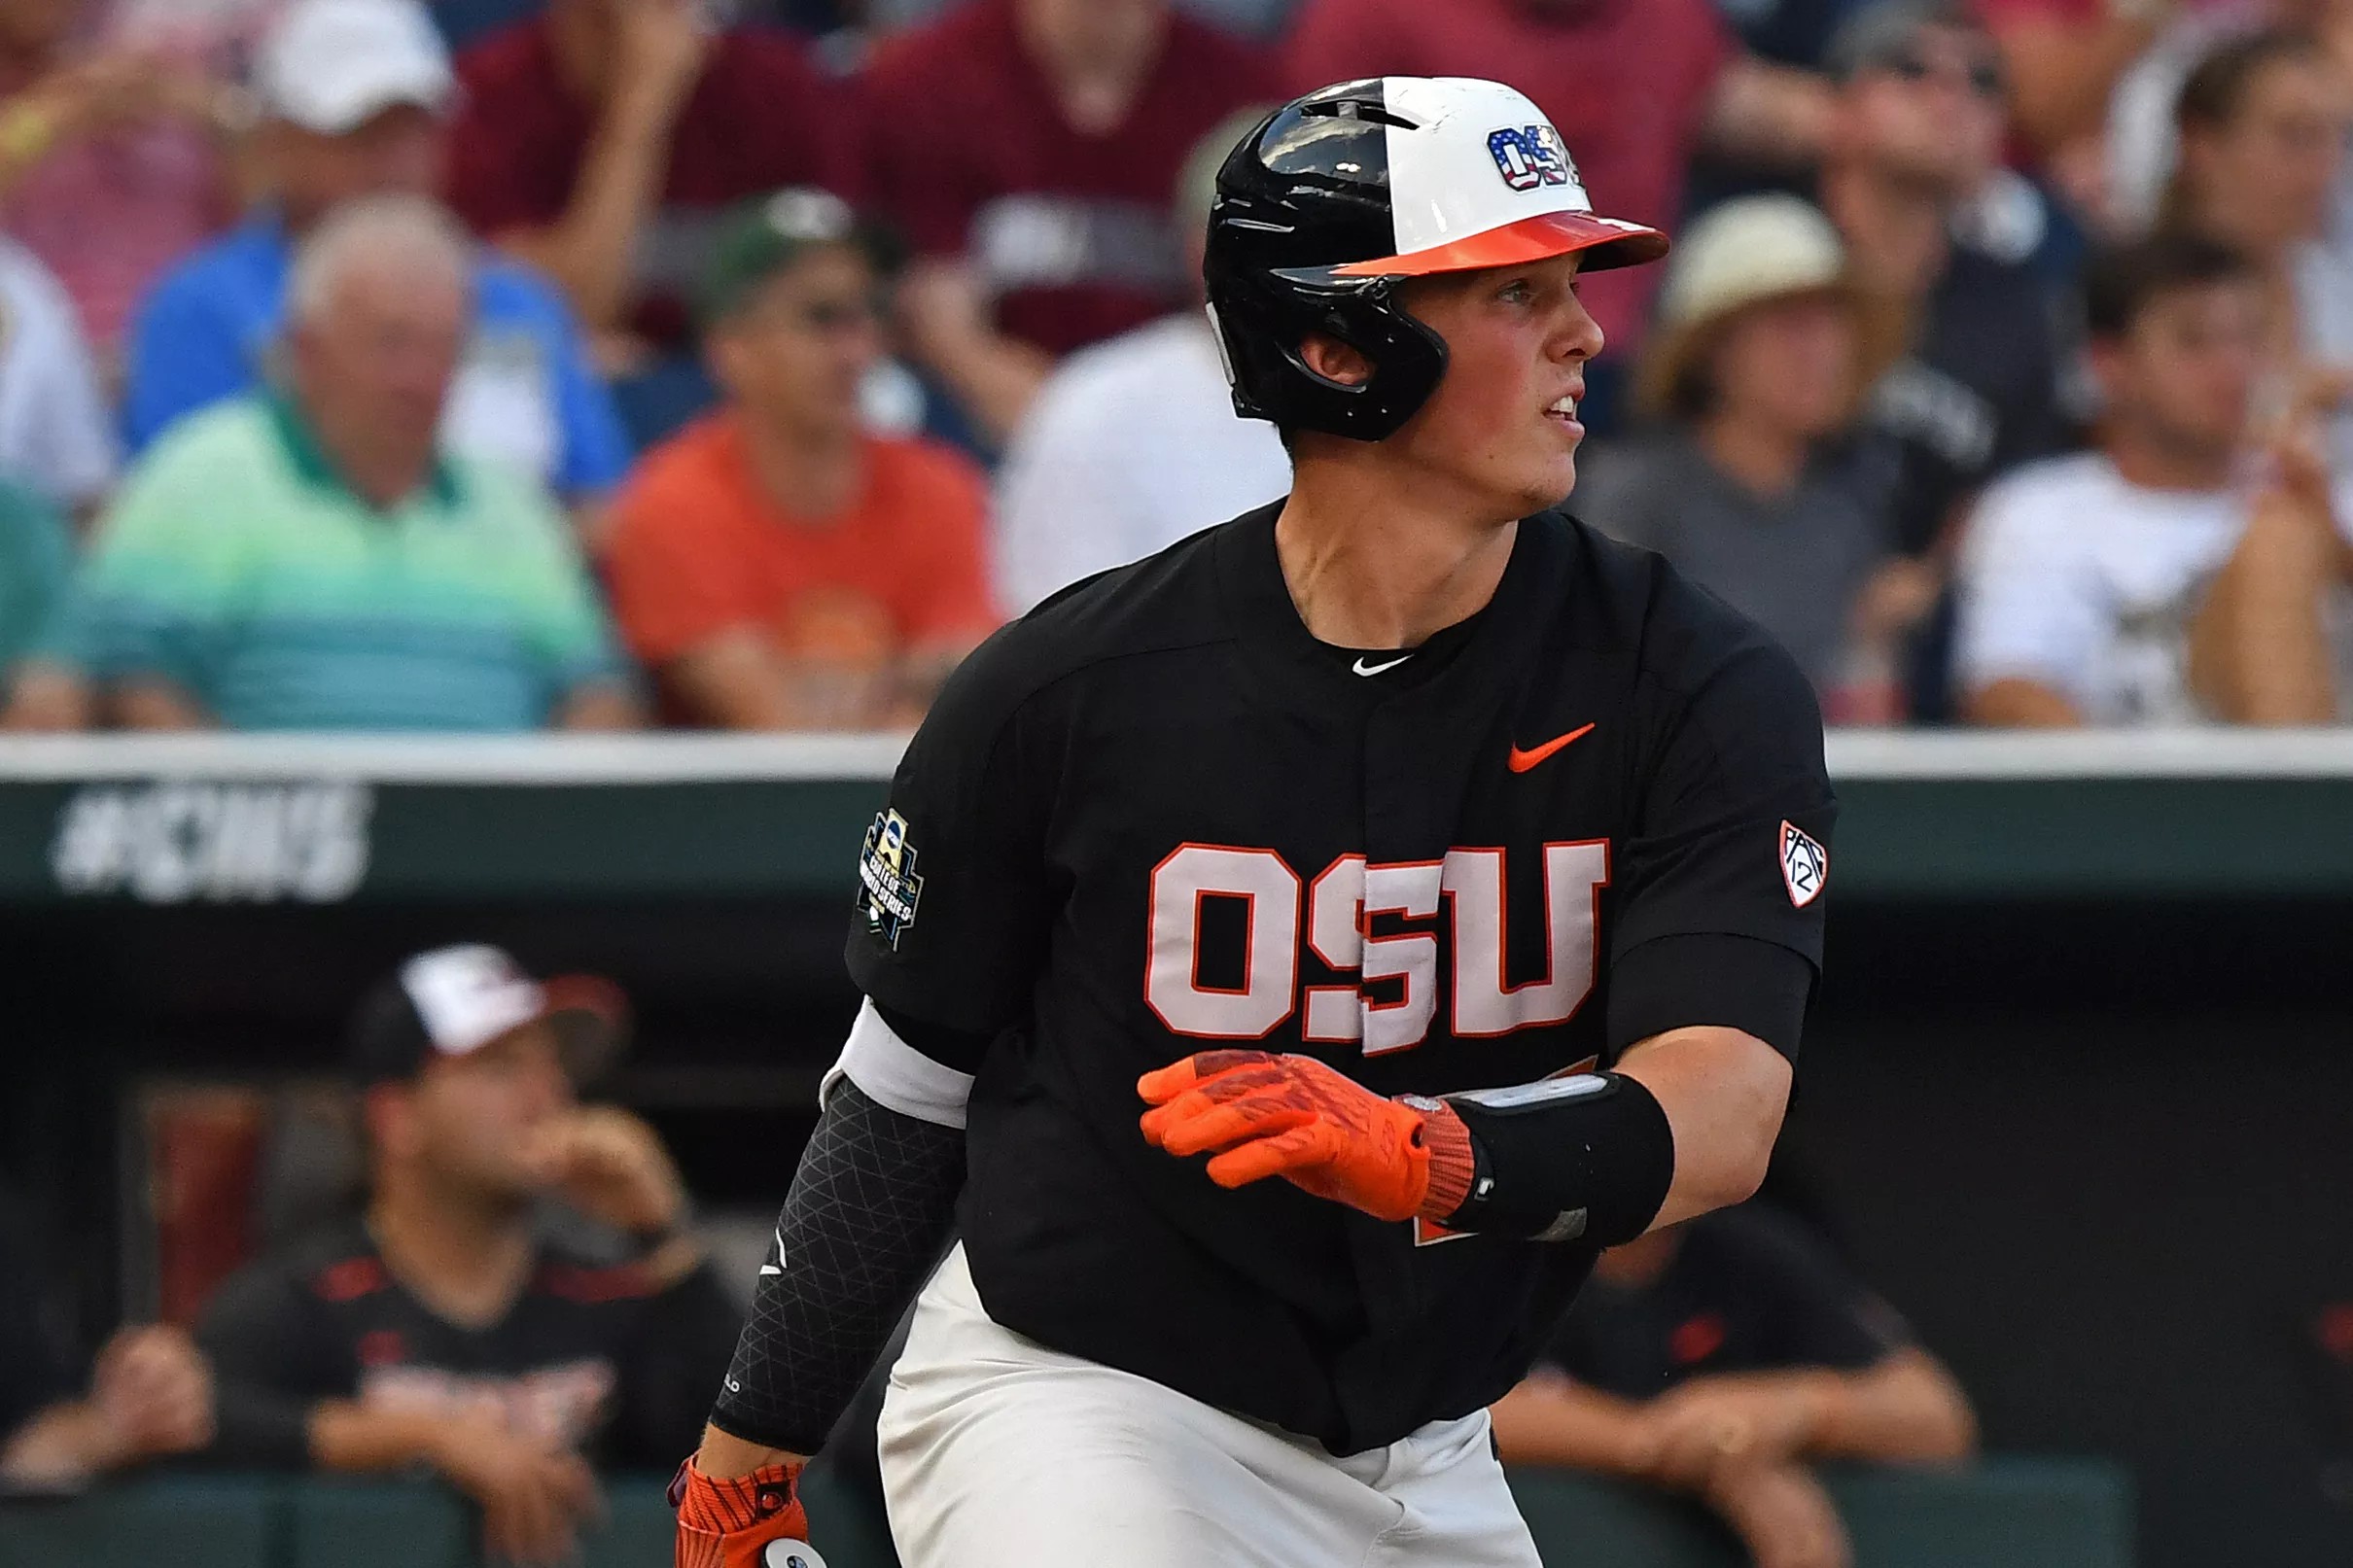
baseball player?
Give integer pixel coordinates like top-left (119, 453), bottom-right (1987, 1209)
top-left (673, 75), bottom-right (1836, 1568)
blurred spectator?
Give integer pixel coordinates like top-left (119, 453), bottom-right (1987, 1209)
top-left (1974, 0), bottom-right (2236, 167)
top-left (123, 0), bottom-right (632, 506)
top-left (107, 0), bottom-right (290, 70)
top-left (0, 237), bottom-right (114, 513)
top-left (1958, 234), bottom-right (2353, 724)
top-left (2161, 30), bottom-right (2353, 466)
top-left (445, 0), bottom-right (859, 364)
top-left (1286, 0), bottom-right (1833, 411)
top-left (0, 0), bottom-right (240, 353)
top-left (75, 197), bottom-right (639, 732)
top-left (1581, 196), bottom-right (1932, 722)
top-left (1492, 1205), bottom-right (1976, 1568)
top-left (196, 945), bottom-right (740, 1565)
top-left (0, 479), bottom-right (84, 729)
top-left (604, 189), bottom-right (996, 728)
top-left (1822, 2), bottom-right (2062, 560)
top-left (993, 107), bottom-right (1289, 612)
top-left (863, 0), bottom-right (1282, 445)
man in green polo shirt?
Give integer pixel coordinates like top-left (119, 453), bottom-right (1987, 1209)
top-left (71, 194), bottom-right (640, 732)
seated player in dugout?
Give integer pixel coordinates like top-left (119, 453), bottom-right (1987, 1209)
top-left (676, 77), bottom-right (1837, 1568)
top-left (1494, 1202), bottom-right (1976, 1568)
top-left (195, 946), bottom-right (742, 1568)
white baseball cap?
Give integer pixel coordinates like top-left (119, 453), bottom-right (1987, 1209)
top-left (255, 0), bottom-right (455, 136)
top-left (346, 944), bottom-right (628, 1087)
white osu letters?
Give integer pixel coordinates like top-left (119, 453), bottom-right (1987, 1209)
top-left (1148, 842), bottom-right (1611, 1053)
top-left (1444, 843), bottom-right (1609, 1036)
top-left (1145, 845), bottom-right (1302, 1038)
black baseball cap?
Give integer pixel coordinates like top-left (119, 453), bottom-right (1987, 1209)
top-left (345, 944), bottom-right (629, 1089)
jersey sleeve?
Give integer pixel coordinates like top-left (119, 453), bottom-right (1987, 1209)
top-left (844, 624), bottom-right (1059, 1058)
top-left (1606, 633), bottom-right (1835, 1057)
top-left (1732, 1207), bottom-right (1916, 1372)
top-left (193, 1255), bottom-right (349, 1466)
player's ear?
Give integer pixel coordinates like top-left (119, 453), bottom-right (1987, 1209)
top-left (1298, 330), bottom-right (1375, 389)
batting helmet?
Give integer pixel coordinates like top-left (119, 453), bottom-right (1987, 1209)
top-left (1204, 76), bottom-right (1668, 442)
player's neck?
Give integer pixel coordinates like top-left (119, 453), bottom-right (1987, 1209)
top-left (1276, 464), bottom-right (1520, 650)
top-left (367, 1173), bottom-right (537, 1330)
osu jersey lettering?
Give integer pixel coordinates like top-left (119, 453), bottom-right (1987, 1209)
top-left (848, 504), bottom-right (1835, 1455)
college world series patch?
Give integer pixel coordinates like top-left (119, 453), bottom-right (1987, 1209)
top-left (857, 808), bottom-right (925, 947)
top-left (1779, 819), bottom-right (1828, 908)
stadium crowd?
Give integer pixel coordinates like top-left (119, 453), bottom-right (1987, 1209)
top-left (0, 0), bottom-right (2341, 733)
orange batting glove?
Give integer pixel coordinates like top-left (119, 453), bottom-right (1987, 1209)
top-left (1138, 1050), bottom-right (1476, 1224)
top-left (672, 1457), bottom-right (824, 1568)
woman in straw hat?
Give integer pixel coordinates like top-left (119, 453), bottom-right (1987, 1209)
top-left (1581, 194), bottom-right (1941, 723)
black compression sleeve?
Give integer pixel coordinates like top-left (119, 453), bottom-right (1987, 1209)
top-left (1607, 933), bottom-right (1816, 1060)
top-left (708, 1080), bottom-right (965, 1453)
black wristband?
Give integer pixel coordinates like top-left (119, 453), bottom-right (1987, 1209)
top-left (1439, 1072), bottom-right (1675, 1246)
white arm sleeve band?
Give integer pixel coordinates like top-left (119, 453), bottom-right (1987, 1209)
top-left (821, 996), bottom-right (977, 1129)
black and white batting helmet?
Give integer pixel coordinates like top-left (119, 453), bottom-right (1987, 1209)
top-left (1204, 76), bottom-right (1668, 442)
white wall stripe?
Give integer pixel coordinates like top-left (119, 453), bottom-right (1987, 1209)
top-left (1, 728), bottom-right (2352, 784)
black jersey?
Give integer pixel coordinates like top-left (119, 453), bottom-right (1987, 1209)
top-left (1534, 1204), bottom-right (1914, 1398)
top-left (194, 1215), bottom-right (742, 1468)
top-left (849, 504), bottom-right (1835, 1455)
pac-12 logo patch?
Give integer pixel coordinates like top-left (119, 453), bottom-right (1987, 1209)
top-left (857, 808), bottom-right (925, 947)
top-left (1779, 819), bottom-right (1828, 908)
top-left (1488, 124), bottom-right (1572, 192)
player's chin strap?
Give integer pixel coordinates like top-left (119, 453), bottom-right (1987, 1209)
top-left (1419, 1073), bottom-right (1676, 1246)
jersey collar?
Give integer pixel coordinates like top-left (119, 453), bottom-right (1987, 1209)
top-left (1212, 501), bottom-right (1568, 724)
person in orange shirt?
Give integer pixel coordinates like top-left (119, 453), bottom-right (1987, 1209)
top-left (602, 189), bottom-right (1000, 729)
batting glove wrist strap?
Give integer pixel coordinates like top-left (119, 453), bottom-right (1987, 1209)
top-left (672, 1456), bottom-right (812, 1568)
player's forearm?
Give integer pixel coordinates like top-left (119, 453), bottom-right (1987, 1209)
top-left (1488, 1378), bottom-right (1660, 1478)
top-left (1615, 1027), bottom-right (1790, 1231)
top-left (1811, 1351), bottom-right (1978, 1465)
top-left (1700, 57), bottom-right (1834, 168)
top-left (307, 1401), bottom-right (453, 1474)
top-left (498, 87), bottom-right (678, 332)
top-left (1991, 14), bottom-right (2168, 156)
top-left (2189, 492), bottom-right (2338, 724)
top-left (0, 1399), bottom-right (127, 1482)
top-left (693, 1421), bottom-right (807, 1479)
top-left (1961, 677), bottom-right (2083, 728)
top-left (704, 1078), bottom-right (965, 1461)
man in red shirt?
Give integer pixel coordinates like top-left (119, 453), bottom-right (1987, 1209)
top-left (861, 0), bottom-right (1282, 445)
top-left (446, 0), bottom-right (860, 362)
top-left (603, 190), bottom-right (1000, 730)
top-left (1285, 0), bottom-right (1830, 382)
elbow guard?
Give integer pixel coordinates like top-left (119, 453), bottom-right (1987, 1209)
top-left (1428, 1072), bottom-right (1675, 1247)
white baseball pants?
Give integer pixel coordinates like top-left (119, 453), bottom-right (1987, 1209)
top-left (877, 1244), bottom-right (1544, 1568)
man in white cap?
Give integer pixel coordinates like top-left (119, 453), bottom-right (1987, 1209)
top-left (195, 944), bottom-right (740, 1568)
top-left (1576, 194), bottom-right (1935, 723)
top-left (121, 0), bottom-right (631, 508)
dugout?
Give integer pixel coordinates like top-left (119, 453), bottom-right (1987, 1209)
top-left (0, 729), bottom-right (2347, 1568)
